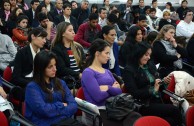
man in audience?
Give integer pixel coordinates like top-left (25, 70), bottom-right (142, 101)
top-left (176, 9), bottom-right (194, 42)
top-left (54, 3), bottom-right (78, 32)
top-left (25, 0), bottom-right (40, 27)
top-left (74, 13), bottom-right (101, 51)
top-left (71, 0), bottom-right (89, 26)
top-left (0, 32), bottom-right (17, 73)
top-left (12, 27), bottom-right (47, 88)
top-left (151, 0), bottom-right (162, 18)
top-left (98, 7), bottom-right (107, 28)
top-left (133, 0), bottom-right (148, 15)
top-left (37, 12), bottom-right (56, 48)
top-left (49, 0), bottom-right (63, 20)
top-left (146, 8), bottom-right (160, 30)
top-left (176, 0), bottom-right (189, 20)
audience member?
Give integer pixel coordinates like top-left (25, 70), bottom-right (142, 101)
top-left (122, 42), bottom-right (182, 126)
top-left (51, 22), bottom-right (85, 90)
top-left (71, 1), bottom-right (78, 10)
top-left (153, 24), bottom-right (187, 78)
top-left (133, 0), bottom-right (149, 15)
top-left (98, 7), bottom-right (107, 28)
top-left (54, 3), bottom-right (78, 33)
top-left (103, 0), bottom-right (110, 12)
top-left (0, 0), bottom-right (11, 34)
top-left (49, 0), bottom-right (63, 20)
top-left (35, 4), bottom-right (53, 22)
top-left (12, 14), bottom-right (29, 48)
top-left (81, 39), bottom-right (141, 126)
top-left (119, 26), bottom-right (143, 76)
top-left (146, 8), bottom-right (160, 30)
top-left (0, 32), bottom-right (17, 72)
top-left (187, 34), bottom-right (194, 65)
top-left (71, 0), bottom-right (89, 26)
top-left (151, 0), bottom-right (162, 18)
top-left (146, 31), bottom-right (158, 46)
top-left (25, 0), bottom-right (40, 27)
top-left (176, 9), bottom-right (194, 42)
top-left (10, 0), bottom-right (18, 11)
top-left (176, 0), bottom-right (189, 20)
top-left (37, 12), bottom-right (56, 48)
top-left (90, 4), bottom-right (98, 14)
top-left (162, 2), bottom-right (175, 14)
top-left (12, 27), bottom-right (47, 88)
top-left (40, 0), bottom-right (55, 12)
top-left (25, 50), bottom-right (78, 126)
top-left (100, 25), bottom-right (121, 76)
top-left (6, 7), bottom-right (23, 37)
top-left (17, 0), bottom-right (29, 10)
top-left (158, 11), bottom-right (176, 31)
top-left (74, 13), bottom-right (101, 50)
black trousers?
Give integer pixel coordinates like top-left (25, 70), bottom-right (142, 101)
top-left (99, 109), bottom-right (141, 126)
top-left (140, 103), bottom-right (182, 126)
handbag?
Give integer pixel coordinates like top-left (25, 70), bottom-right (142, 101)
top-left (105, 93), bottom-right (136, 121)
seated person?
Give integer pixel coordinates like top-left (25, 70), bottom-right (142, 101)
top-left (0, 76), bottom-right (7, 99)
top-left (12, 15), bottom-right (29, 48)
top-left (99, 25), bottom-right (121, 76)
top-left (0, 32), bottom-right (17, 72)
top-left (122, 42), bottom-right (182, 126)
top-left (25, 50), bottom-right (78, 126)
top-left (74, 13), bottom-right (101, 51)
top-left (153, 24), bottom-right (188, 78)
top-left (81, 39), bottom-right (141, 126)
top-left (12, 27), bottom-right (47, 89)
top-left (51, 22), bottom-right (85, 90)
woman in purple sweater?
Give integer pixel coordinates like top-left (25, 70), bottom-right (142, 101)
top-left (81, 39), bottom-right (141, 126)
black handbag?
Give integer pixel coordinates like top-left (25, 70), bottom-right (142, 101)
top-left (105, 93), bottom-right (136, 121)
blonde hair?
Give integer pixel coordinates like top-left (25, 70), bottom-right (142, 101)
top-left (154, 24), bottom-right (175, 42)
top-left (163, 11), bottom-right (170, 17)
top-left (52, 22), bottom-right (82, 66)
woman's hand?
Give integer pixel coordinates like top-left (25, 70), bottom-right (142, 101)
top-left (112, 81), bottom-right (120, 88)
top-left (0, 87), bottom-right (7, 99)
top-left (99, 85), bottom-right (109, 91)
top-left (176, 53), bottom-right (181, 59)
top-left (163, 74), bottom-right (173, 84)
top-left (63, 103), bottom-right (67, 106)
top-left (154, 79), bottom-right (161, 92)
top-left (169, 37), bottom-right (177, 48)
top-left (79, 73), bottom-right (82, 79)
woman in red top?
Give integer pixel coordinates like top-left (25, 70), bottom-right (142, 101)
top-left (12, 14), bottom-right (29, 49)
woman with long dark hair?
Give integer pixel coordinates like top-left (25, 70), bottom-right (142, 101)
top-left (51, 22), bottom-right (85, 90)
top-left (25, 50), bottom-right (77, 126)
top-left (82, 39), bottom-right (141, 126)
top-left (119, 25), bottom-right (143, 76)
top-left (123, 42), bottom-right (182, 126)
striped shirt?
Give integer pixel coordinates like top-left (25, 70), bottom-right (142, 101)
top-left (66, 48), bottom-right (80, 72)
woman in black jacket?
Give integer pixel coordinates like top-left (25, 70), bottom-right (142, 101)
top-left (51, 22), bottom-right (85, 90)
top-left (152, 24), bottom-right (187, 78)
top-left (123, 42), bottom-right (182, 126)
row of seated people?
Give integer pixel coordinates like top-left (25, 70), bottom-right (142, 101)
top-left (0, 41), bottom-right (183, 126)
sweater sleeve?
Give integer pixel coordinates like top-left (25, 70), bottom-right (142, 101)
top-left (12, 29), bottom-right (28, 41)
top-left (81, 69), bottom-right (110, 103)
top-left (74, 24), bottom-right (91, 48)
top-left (25, 82), bottom-right (77, 118)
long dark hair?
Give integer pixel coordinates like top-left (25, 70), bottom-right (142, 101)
top-left (125, 25), bottom-right (142, 45)
top-left (131, 42), bottom-right (152, 68)
top-left (2, 0), bottom-right (11, 11)
top-left (85, 39), bottom-right (110, 68)
top-left (33, 50), bottom-right (65, 102)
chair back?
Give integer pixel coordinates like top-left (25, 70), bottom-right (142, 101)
top-left (134, 116), bottom-right (170, 126)
top-left (186, 106), bottom-right (194, 126)
top-left (3, 66), bottom-right (13, 82)
top-left (0, 111), bottom-right (9, 126)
